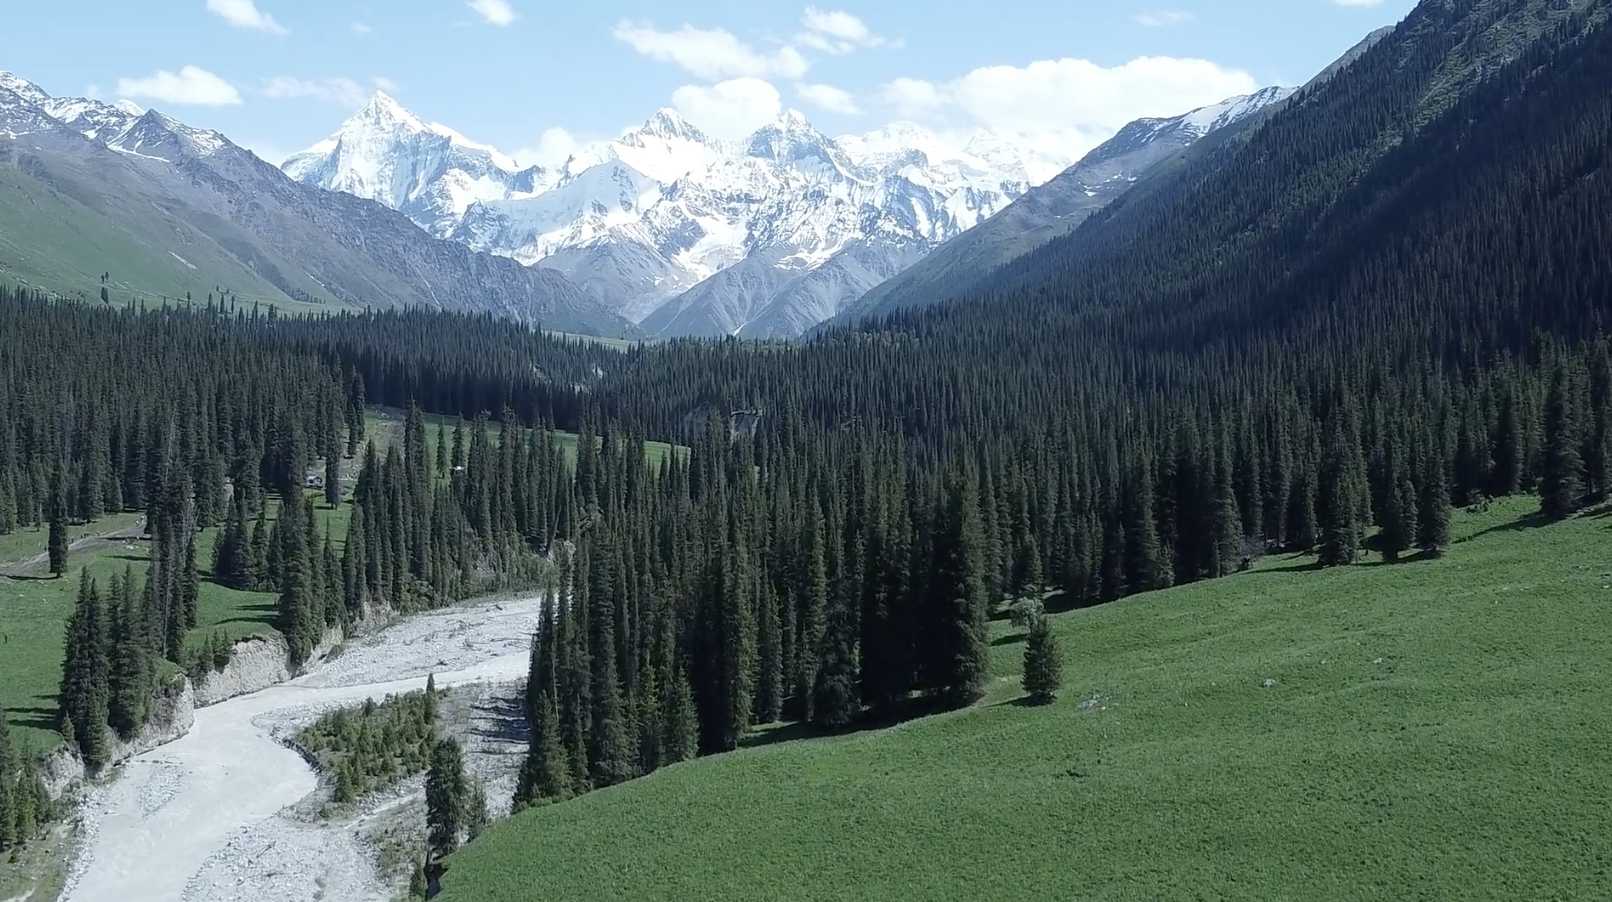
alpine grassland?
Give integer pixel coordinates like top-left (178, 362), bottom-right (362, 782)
top-left (439, 496), bottom-right (1612, 901)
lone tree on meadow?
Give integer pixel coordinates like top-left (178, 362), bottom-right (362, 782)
top-left (1021, 614), bottom-right (1063, 705)
top-left (47, 460), bottom-right (69, 577)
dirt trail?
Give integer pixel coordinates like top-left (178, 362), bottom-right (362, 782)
top-left (63, 593), bottom-right (542, 902)
top-left (0, 517), bottom-right (146, 577)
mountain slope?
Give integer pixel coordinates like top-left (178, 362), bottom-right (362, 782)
top-left (964, 0), bottom-right (1611, 357)
top-left (0, 75), bottom-right (630, 334)
top-left (840, 87), bottom-right (1292, 323)
top-left (439, 498), bottom-right (1612, 900)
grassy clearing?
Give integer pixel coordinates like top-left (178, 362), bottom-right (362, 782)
top-left (439, 496), bottom-right (1612, 901)
top-left (544, 330), bottom-right (642, 352)
top-left (366, 408), bottom-right (683, 471)
top-left (0, 488), bottom-right (349, 753)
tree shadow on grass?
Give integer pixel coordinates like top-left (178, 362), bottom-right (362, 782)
top-left (741, 695), bottom-right (959, 750)
top-left (1248, 559), bottom-right (1325, 575)
top-left (1457, 509), bottom-right (1550, 544)
top-left (1354, 547), bottom-right (1444, 566)
top-left (991, 631), bottom-right (1028, 648)
top-left (9, 704), bottom-right (60, 733)
top-left (989, 694), bottom-right (1062, 710)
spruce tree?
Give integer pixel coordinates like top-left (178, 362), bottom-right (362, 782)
top-left (660, 656), bottom-right (699, 765)
top-left (1021, 614), bottom-right (1063, 705)
top-left (1418, 457), bottom-right (1453, 557)
top-left (1541, 363), bottom-right (1586, 521)
top-left (59, 571), bottom-right (111, 771)
top-left (425, 737), bottom-right (467, 858)
top-left (514, 692), bottom-right (571, 808)
top-left (755, 584), bottom-right (783, 724)
top-left (465, 777), bottom-right (488, 842)
top-left (932, 469), bottom-right (989, 707)
top-left (108, 570), bottom-right (152, 737)
top-left (1318, 423), bottom-right (1360, 567)
top-left (812, 590), bottom-right (860, 729)
top-left (1123, 456), bottom-right (1167, 592)
top-left (48, 460), bottom-right (69, 577)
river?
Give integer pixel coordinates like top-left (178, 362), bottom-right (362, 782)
top-left (63, 594), bottom-right (544, 902)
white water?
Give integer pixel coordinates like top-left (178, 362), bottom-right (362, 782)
top-left (65, 595), bottom-right (543, 902)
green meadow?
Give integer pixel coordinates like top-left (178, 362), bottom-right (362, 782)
top-left (439, 496), bottom-right (1612, 901)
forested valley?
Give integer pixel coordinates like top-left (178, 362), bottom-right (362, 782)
top-left (2, 1), bottom-right (1611, 896)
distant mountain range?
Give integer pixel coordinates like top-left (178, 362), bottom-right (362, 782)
top-left (284, 98), bottom-right (1049, 337)
top-left (0, 72), bottom-right (632, 336)
top-left (0, 67), bottom-right (1296, 341)
top-left (284, 87), bottom-right (1294, 338)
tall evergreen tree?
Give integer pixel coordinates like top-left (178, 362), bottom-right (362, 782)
top-left (1541, 362), bottom-right (1586, 521)
top-left (47, 459), bottom-right (69, 577)
top-left (931, 469), bottom-right (989, 707)
top-left (1021, 614), bottom-right (1063, 705)
top-left (425, 737), bottom-right (467, 859)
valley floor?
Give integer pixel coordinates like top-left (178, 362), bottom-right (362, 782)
top-left (61, 592), bottom-right (543, 902)
top-left (437, 497), bottom-right (1612, 901)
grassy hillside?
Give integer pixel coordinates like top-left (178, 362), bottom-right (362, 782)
top-left (0, 156), bottom-right (339, 317)
top-left (440, 496), bottom-right (1612, 901)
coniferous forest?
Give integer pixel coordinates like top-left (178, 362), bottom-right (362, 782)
top-left (2, 0), bottom-right (1612, 892)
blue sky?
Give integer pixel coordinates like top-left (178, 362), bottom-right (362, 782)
top-left (6, 0), bottom-right (1417, 171)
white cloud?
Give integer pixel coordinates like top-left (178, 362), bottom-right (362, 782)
top-left (514, 127), bottom-right (582, 169)
top-left (878, 77), bottom-right (948, 118)
top-left (261, 76), bottom-right (369, 108)
top-left (797, 83), bottom-right (860, 115)
top-left (873, 56), bottom-right (1259, 179)
top-left (116, 66), bottom-right (243, 107)
top-left (372, 76), bottom-right (399, 94)
top-left (672, 78), bottom-right (782, 141)
top-left (351, 21), bottom-right (373, 35)
top-left (798, 7), bottom-right (890, 55)
top-left (466, 0), bottom-right (517, 27)
top-left (1134, 10), bottom-right (1196, 27)
top-left (205, 0), bottom-right (287, 35)
top-left (613, 21), bottom-right (809, 80)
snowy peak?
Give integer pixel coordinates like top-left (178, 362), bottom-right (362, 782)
top-left (1175, 86), bottom-right (1294, 138)
top-left (282, 91), bottom-right (529, 233)
top-left (630, 108), bottom-right (709, 146)
top-left (0, 70), bottom-right (50, 107)
top-left (355, 91), bottom-right (425, 132)
top-left (745, 109), bottom-right (856, 176)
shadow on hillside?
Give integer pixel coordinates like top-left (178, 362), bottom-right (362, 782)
top-left (991, 631), bottom-right (1028, 648)
top-left (9, 703), bottom-right (59, 734)
top-left (741, 695), bottom-right (960, 750)
top-left (1458, 509), bottom-right (1549, 544)
top-left (1249, 559), bottom-right (1325, 575)
top-left (988, 695), bottom-right (1049, 710)
top-left (2, 573), bottom-right (63, 582)
top-left (1360, 549), bottom-right (1442, 567)
top-left (218, 603), bottom-right (278, 627)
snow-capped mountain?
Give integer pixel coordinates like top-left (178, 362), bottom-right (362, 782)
top-left (0, 71), bottom-right (629, 335)
top-left (285, 99), bottom-right (1041, 337)
top-left (840, 86), bottom-right (1295, 324)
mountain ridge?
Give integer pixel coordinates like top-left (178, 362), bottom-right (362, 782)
top-left (0, 73), bottom-right (632, 335)
top-left (284, 99), bottom-right (1049, 337)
